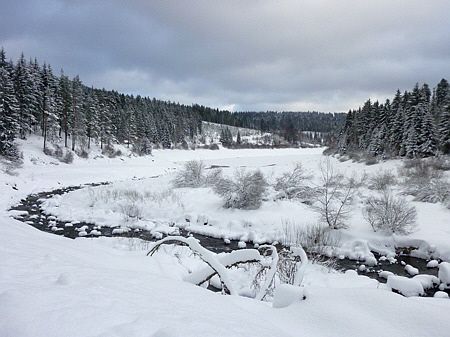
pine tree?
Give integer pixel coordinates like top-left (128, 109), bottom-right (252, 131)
top-left (14, 54), bottom-right (35, 138)
top-left (41, 64), bottom-right (59, 151)
top-left (236, 130), bottom-right (242, 145)
top-left (417, 103), bottom-right (437, 157)
top-left (58, 71), bottom-right (72, 147)
top-left (0, 64), bottom-right (19, 156)
top-left (70, 76), bottom-right (84, 151)
top-left (83, 88), bottom-right (99, 149)
top-left (438, 103), bottom-right (450, 154)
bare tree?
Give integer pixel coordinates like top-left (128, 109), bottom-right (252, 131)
top-left (363, 190), bottom-right (417, 234)
top-left (315, 157), bottom-right (356, 229)
top-left (274, 163), bottom-right (313, 200)
top-left (368, 170), bottom-right (397, 191)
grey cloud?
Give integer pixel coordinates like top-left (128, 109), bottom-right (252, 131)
top-left (1, 0), bottom-right (449, 112)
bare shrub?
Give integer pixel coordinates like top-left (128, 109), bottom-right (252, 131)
top-left (400, 158), bottom-right (449, 204)
top-left (314, 158), bottom-right (356, 229)
top-left (364, 156), bottom-right (379, 166)
top-left (43, 147), bottom-right (53, 156)
top-left (53, 144), bottom-right (64, 158)
top-left (213, 169), bottom-right (267, 209)
top-left (368, 170), bottom-right (397, 191)
top-left (428, 156), bottom-right (450, 171)
top-left (411, 179), bottom-right (450, 203)
top-left (204, 168), bottom-right (223, 187)
top-left (274, 163), bottom-right (313, 200)
top-left (281, 221), bottom-right (341, 254)
top-left (102, 144), bottom-right (121, 158)
top-left (363, 191), bottom-right (417, 234)
top-left (61, 150), bottom-right (74, 163)
top-left (0, 145), bottom-right (23, 175)
top-left (120, 203), bottom-right (143, 221)
top-left (132, 138), bottom-right (152, 156)
top-left (172, 160), bottom-right (205, 188)
top-left (209, 143), bottom-right (220, 150)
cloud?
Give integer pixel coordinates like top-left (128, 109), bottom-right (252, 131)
top-left (1, 0), bottom-right (449, 111)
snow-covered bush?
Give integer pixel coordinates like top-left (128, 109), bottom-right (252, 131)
top-left (102, 144), bottom-right (121, 158)
top-left (281, 222), bottom-right (340, 254)
top-left (132, 138), bottom-right (153, 156)
top-left (368, 170), bottom-right (396, 191)
top-left (61, 150), bottom-right (74, 164)
top-left (274, 163), bottom-right (313, 200)
top-left (400, 159), bottom-right (450, 205)
top-left (315, 158), bottom-right (356, 229)
top-left (120, 203), bottom-right (143, 221)
top-left (204, 168), bottom-right (223, 187)
top-left (213, 169), bottom-right (267, 209)
top-left (363, 190), bottom-right (417, 234)
top-left (172, 160), bottom-right (205, 188)
top-left (428, 156), bottom-right (450, 171)
top-left (411, 179), bottom-right (450, 204)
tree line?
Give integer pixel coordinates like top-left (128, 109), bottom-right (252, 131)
top-left (337, 79), bottom-right (450, 158)
top-left (198, 108), bottom-right (346, 144)
top-left (1, 47), bottom-right (346, 158)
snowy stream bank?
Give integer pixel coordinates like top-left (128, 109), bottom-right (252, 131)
top-left (10, 184), bottom-right (449, 298)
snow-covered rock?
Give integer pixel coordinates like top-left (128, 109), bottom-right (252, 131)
top-left (438, 262), bottom-right (450, 285)
top-left (238, 241), bottom-right (246, 249)
top-left (427, 260), bottom-right (439, 268)
top-left (434, 291), bottom-right (449, 299)
top-left (387, 275), bottom-right (425, 297)
top-left (405, 264), bottom-right (419, 276)
top-left (112, 227), bottom-right (130, 235)
top-left (272, 284), bottom-right (306, 308)
top-left (412, 275), bottom-right (440, 289)
top-left (378, 271), bottom-right (394, 280)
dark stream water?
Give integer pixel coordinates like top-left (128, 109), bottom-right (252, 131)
top-left (9, 183), bottom-right (448, 297)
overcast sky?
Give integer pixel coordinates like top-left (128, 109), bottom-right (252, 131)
top-left (1, 0), bottom-right (449, 112)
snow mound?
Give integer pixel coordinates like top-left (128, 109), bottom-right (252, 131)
top-left (438, 262), bottom-right (450, 285)
top-left (387, 275), bottom-right (424, 297)
top-left (378, 271), bottom-right (394, 279)
top-left (412, 275), bottom-right (440, 289)
top-left (405, 264), bottom-right (419, 276)
top-left (427, 260), bottom-right (439, 268)
top-left (434, 291), bottom-right (449, 299)
top-left (272, 284), bottom-right (306, 308)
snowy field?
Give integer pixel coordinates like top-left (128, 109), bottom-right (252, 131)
top-left (1, 137), bottom-right (450, 337)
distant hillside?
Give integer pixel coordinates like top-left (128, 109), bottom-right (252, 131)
top-left (197, 106), bottom-right (346, 144)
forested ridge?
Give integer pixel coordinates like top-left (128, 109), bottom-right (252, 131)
top-left (1, 48), bottom-right (344, 157)
top-left (338, 80), bottom-right (450, 158)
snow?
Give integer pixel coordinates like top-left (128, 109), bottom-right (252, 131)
top-left (272, 284), bottom-right (306, 308)
top-left (438, 262), bottom-right (450, 285)
top-left (427, 259), bottom-right (439, 268)
top-left (434, 291), bottom-right (449, 299)
top-left (1, 137), bottom-right (450, 336)
top-left (413, 275), bottom-right (440, 289)
top-left (378, 270), bottom-right (394, 279)
top-left (405, 264), bottom-right (419, 276)
top-left (386, 275), bottom-right (425, 297)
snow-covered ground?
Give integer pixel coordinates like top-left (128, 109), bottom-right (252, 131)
top-left (37, 140), bottom-right (450, 262)
top-left (1, 136), bottom-right (450, 337)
